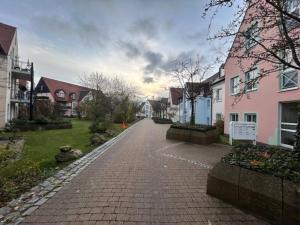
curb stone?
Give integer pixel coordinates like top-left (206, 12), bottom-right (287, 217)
top-left (0, 122), bottom-right (139, 225)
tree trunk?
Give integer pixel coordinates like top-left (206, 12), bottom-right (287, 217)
top-left (190, 98), bottom-right (195, 125)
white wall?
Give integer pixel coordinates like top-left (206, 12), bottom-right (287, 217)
top-left (211, 80), bottom-right (225, 125)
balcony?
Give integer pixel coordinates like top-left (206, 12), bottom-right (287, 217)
top-left (11, 59), bottom-right (32, 81)
top-left (10, 90), bottom-right (31, 103)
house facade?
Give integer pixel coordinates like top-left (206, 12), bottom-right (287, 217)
top-left (168, 87), bottom-right (183, 122)
top-left (0, 22), bottom-right (33, 128)
top-left (35, 77), bottom-right (91, 117)
top-left (179, 81), bottom-right (215, 125)
top-left (211, 66), bottom-right (225, 125)
top-left (224, 1), bottom-right (300, 148)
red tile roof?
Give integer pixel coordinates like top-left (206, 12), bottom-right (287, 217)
top-left (36, 77), bottom-right (91, 102)
top-left (169, 87), bottom-right (183, 105)
top-left (0, 22), bottom-right (16, 56)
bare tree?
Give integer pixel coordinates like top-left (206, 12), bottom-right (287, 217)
top-left (205, 0), bottom-right (300, 93)
top-left (172, 56), bottom-right (212, 125)
top-left (79, 73), bottom-right (137, 122)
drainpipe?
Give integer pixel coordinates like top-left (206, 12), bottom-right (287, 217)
top-left (29, 62), bottom-right (34, 121)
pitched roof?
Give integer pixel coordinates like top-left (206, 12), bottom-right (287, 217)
top-left (35, 77), bottom-right (91, 102)
top-left (204, 72), bottom-right (220, 83)
top-left (148, 99), bottom-right (160, 108)
top-left (0, 22), bottom-right (16, 56)
top-left (169, 87), bottom-right (183, 105)
top-left (185, 82), bottom-right (210, 97)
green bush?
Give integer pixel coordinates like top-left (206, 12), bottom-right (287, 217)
top-left (34, 115), bottom-right (50, 124)
top-left (215, 120), bottom-right (224, 134)
top-left (89, 120), bottom-right (112, 133)
top-left (0, 148), bottom-right (18, 168)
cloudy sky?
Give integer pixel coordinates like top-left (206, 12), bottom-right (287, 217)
top-left (0, 0), bottom-right (236, 97)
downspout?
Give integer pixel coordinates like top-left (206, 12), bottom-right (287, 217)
top-left (29, 62), bottom-right (34, 121)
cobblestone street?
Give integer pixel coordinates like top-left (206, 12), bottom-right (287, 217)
top-left (21, 119), bottom-right (269, 225)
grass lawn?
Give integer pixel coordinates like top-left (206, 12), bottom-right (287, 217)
top-left (0, 119), bottom-right (125, 206)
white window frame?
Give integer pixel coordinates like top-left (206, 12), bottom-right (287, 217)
top-left (215, 88), bottom-right (222, 102)
top-left (280, 49), bottom-right (299, 90)
top-left (245, 68), bottom-right (259, 92)
top-left (57, 90), bottom-right (65, 98)
top-left (230, 76), bottom-right (240, 95)
top-left (244, 113), bottom-right (257, 123)
top-left (245, 22), bottom-right (259, 50)
top-left (229, 113), bottom-right (239, 122)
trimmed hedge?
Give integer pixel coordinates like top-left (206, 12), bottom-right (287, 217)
top-left (6, 118), bottom-right (72, 132)
top-left (152, 117), bottom-right (173, 124)
top-left (170, 123), bottom-right (216, 132)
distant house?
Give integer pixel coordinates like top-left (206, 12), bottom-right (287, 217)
top-left (211, 65), bottom-right (225, 125)
top-left (35, 77), bottom-right (91, 117)
top-left (0, 22), bottom-right (34, 128)
top-left (136, 100), bottom-right (153, 118)
top-left (167, 87), bottom-right (183, 122)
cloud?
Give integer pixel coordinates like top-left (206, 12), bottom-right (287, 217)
top-left (143, 77), bottom-right (155, 83)
top-left (31, 15), bottom-right (110, 48)
top-left (118, 40), bottom-right (141, 58)
top-left (129, 17), bottom-right (158, 39)
top-left (143, 50), bottom-right (163, 74)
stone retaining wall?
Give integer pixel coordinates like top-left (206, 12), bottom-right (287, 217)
top-left (166, 127), bottom-right (218, 145)
top-left (207, 162), bottom-right (300, 225)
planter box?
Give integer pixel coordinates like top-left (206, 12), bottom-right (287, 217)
top-left (207, 162), bottom-right (300, 225)
top-left (166, 127), bottom-right (218, 145)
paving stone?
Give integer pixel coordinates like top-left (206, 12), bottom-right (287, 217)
top-left (5, 119), bottom-right (269, 225)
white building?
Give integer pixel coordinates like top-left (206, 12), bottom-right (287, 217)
top-left (0, 22), bottom-right (33, 128)
top-left (137, 100), bottom-right (153, 118)
top-left (211, 66), bottom-right (225, 125)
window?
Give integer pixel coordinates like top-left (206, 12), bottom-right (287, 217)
top-left (244, 113), bottom-right (257, 123)
top-left (71, 93), bottom-right (76, 100)
top-left (216, 113), bottom-right (223, 121)
top-left (56, 90), bottom-right (65, 98)
top-left (283, 0), bottom-right (300, 29)
top-left (215, 88), bottom-right (222, 101)
top-left (286, 0), bottom-right (300, 13)
top-left (230, 113), bottom-right (239, 122)
top-left (280, 49), bottom-right (298, 90)
top-left (245, 68), bottom-right (259, 91)
top-left (245, 22), bottom-right (259, 50)
top-left (230, 76), bottom-right (240, 95)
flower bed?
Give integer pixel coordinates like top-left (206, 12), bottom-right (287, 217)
top-left (166, 124), bottom-right (218, 145)
top-left (222, 144), bottom-right (300, 183)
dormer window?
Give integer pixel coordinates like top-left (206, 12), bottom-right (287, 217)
top-left (70, 93), bottom-right (76, 100)
top-left (56, 90), bottom-right (65, 98)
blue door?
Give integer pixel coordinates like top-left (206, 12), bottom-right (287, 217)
top-left (195, 97), bottom-right (211, 125)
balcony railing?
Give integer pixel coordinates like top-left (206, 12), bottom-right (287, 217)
top-left (12, 59), bottom-right (31, 72)
top-left (11, 90), bottom-right (31, 102)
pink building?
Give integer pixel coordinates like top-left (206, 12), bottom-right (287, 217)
top-left (224, 0), bottom-right (300, 149)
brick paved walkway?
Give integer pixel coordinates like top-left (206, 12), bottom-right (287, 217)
top-left (21, 119), bottom-right (269, 225)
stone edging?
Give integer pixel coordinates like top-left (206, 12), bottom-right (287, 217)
top-left (0, 122), bottom-right (138, 225)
